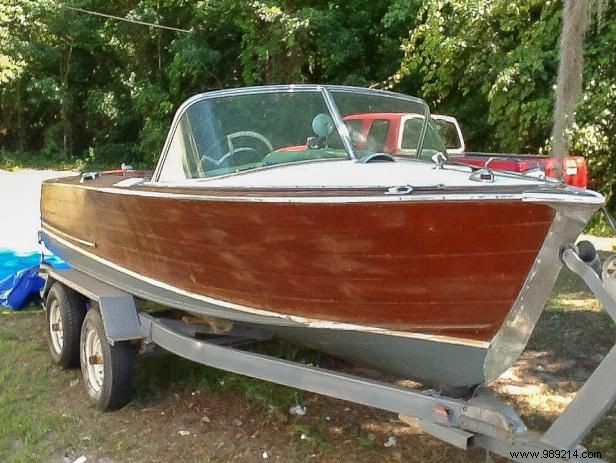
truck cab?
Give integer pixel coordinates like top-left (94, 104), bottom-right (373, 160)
top-left (343, 113), bottom-right (588, 188)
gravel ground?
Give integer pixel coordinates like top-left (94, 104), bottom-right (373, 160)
top-left (0, 169), bottom-right (75, 252)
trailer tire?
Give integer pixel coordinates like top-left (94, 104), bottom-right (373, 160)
top-left (46, 282), bottom-right (86, 368)
top-left (80, 309), bottom-right (136, 411)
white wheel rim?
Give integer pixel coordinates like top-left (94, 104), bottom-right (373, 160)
top-left (84, 326), bottom-right (105, 394)
top-left (49, 299), bottom-right (64, 354)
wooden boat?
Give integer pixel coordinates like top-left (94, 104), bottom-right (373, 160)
top-left (39, 85), bottom-right (604, 387)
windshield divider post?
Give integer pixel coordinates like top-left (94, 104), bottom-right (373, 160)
top-left (415, 105), bottom-right (430, 160)
top-left (321, 87), bottom-right (357, 161)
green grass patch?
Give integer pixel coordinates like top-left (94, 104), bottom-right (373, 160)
top-left (0, 150), bottom-right (78, 171)
top-left (133, 338), bottom-right (316, 412)
top-left (350, 425), bottom-right (376, 448)
top-left (585, 213), bottom-right (616, 238)
top-left (0, 311), bottom-right (77, 462)
top-left (0, 149), bottom-right (152, 173)
top-left (292, 423), bottom-right (332, 456)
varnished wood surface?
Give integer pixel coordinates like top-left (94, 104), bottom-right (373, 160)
top-left (41, 175), bottom-right (555, 341)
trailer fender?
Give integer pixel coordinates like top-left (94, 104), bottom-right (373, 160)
top-left (39, 266), bottom-right (143, 345)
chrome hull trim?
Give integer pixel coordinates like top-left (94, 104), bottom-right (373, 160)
top-left (42, 222), bottom-right (96, 248)
top-left (46, 179), bottom-right (604, 205)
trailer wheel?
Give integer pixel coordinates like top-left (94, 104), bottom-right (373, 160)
top-left (46, 282), bottom-right (86, 368)
top-left (80, 309), bottom-right (136, 411)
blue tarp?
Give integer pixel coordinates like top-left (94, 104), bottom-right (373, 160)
top-left (0, 267), bottom-right (44, 310)
top-left (0, 249), bottom-right (69, 310)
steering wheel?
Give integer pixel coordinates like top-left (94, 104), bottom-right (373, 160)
top-left (217, 131), bottom-right (274, 166)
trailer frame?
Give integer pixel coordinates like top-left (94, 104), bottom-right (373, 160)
top-left (39, 242), bottom-right (616, 462)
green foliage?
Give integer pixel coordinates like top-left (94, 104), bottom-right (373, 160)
top-left (397, 0), bottom-right (562, 153)
top-left (395, 0), bottom-right (616, 209)
top-left (0, 0), bottom-right (615, 213)
top-left (570, 6), bottom-right (616, 208)
top-left (1, 0), bottom-right (413, 167)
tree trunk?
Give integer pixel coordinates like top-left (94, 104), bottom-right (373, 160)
top-left (16, 80), bottom-right (25, 153)
top-left (551, 0), bottom-right (589, 167)
top-left (61, 44), bottom-right (73, 155)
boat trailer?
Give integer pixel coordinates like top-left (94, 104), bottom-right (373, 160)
top-left (39, 242), bottom-right (616, 462)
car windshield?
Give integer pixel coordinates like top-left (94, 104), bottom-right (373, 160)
top-left (432, 118), bottom-right (462, 151)
top-left (156, 86), bottom-right (435, 181)
top-left (399, 117), bottom-right (448, 158)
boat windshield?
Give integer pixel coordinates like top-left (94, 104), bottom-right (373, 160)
top-left (330, 89), bottom-right (446, 161)
top-left (156, 87), bottom-right (436, 181)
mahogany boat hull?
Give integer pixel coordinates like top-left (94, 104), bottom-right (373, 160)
top-left (40, 175), bottom-right (601, 386)
top-left (42, 228), bottom-right (490, 386)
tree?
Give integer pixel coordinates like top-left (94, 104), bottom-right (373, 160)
top-left (0, 0), bottom-right (614, 215)
top-left (395, 0), bottom-right (562, 153)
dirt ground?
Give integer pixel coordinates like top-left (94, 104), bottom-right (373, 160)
top-left (1, 259), bottom-right (615, 463)
top-left (1, 308), bottom-right (490, 463)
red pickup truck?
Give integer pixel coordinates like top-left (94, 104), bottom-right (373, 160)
top-left (343, 113), bottom-right (588, 188)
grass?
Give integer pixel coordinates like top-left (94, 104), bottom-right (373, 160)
top-left (131, 335), bottom-right (323, 410)
top-left (292, 423), bottom-right (333, 457)
top-left (0, 313), bottom-right (279, 461)
top-left (1, 260), bottom-right (615, 462)
top-left (0, 150), bottom-right (79, 172)
top-left (0, 309), bottom-right (315, 462)
top-left (0, 149), bottom-right (143, 173)
top-left (133, 352), bottom-right (303, 412)
top-left (0, 309), bottom-right (77, 462)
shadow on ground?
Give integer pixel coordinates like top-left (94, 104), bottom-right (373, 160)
top-left (493, 260), bottom-right (616, 461)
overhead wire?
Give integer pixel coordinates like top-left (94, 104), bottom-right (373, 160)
top-left (60, 5), bottom-right (192, 34)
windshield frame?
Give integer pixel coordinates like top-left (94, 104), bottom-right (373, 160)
top-left (152, 85), bottom-right (432, 182)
